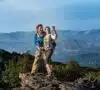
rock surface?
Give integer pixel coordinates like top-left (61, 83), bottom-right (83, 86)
top-left (73, 78), bottom-right (100, 90)
top-left (12, 73), bottom-right (75, 90)
top-left (12, 73), bottom-right (100, 90)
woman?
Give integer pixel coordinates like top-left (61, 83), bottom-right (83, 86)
top-left (43, 26), bottom-right (53, 77)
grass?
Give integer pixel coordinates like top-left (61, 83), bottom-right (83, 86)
top-left (84, 72), bottom-right (100, 83)
top-left (1, 56), bottom-right (100, 87)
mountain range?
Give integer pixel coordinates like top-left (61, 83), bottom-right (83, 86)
top-left (0, 29), bottom-right (100, 67)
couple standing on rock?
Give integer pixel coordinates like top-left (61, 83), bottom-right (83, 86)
top-left (31, 24), bottom-right (57, 77)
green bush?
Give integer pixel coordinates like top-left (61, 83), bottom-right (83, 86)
top-left (84, 72), bottom-right (100, 83)
top-left (2, 60), bottom-right (22, 87)
top-left (66, 58), bottom-right (80, 70)
top-left (2, 54), bottom-right (32, 87)
top-left (53, 59), bottom-right (100, 81)
top-left (53, 62), bottom-right (81, 81)
top-left (21, 54), bottom-right (30, 73)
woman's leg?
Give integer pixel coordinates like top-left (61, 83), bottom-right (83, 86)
top-left (44, 50), bottom-right (53, 76)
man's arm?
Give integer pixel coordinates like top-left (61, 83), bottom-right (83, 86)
top-left (34, 34), bottom-right (40, 48)
top-left (34, 34), bottom-right (44, 50)
top-left (34, 34), bottom-right (38, 46)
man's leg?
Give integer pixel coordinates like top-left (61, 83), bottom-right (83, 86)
top-left (31, 50), bottom-right (41, 74)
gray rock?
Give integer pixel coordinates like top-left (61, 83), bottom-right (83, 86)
top-left (13, 73), bottom-right (76, 90)
top-left (73, 78), bottom-right (100, 90)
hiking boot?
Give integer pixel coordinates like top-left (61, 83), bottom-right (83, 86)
top-left (46, 75), bottom-right (52, 81)
top-left (31, 72), bottom-right (35, 76)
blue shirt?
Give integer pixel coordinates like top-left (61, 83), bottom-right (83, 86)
top-left (34, 32), bottom-right (45, 47)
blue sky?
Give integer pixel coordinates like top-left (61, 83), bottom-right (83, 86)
top-left (0, 0), bottom-right (100, 32)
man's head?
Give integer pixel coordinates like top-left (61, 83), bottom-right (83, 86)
top-left (52, 26), bottom-right (55, 30)
top-left (36, 24), bottom-right (43, 34)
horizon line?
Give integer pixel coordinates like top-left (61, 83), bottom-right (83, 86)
top-left (0, 29), bottom-right (100, 34)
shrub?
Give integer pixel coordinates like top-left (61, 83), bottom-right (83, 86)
top-left (1, 54), bottom-right (30, 88)
top-left (53, 59), bottom-right (83, 81)
top-left (53, 64), bottom-right (81, 81)
top-left (84, 72), bottom-right (100, 83)
top-left (21, 54), bottom-right (29, 73)
top-left (2, 54), bottom-right (31, 87)
top-left (66, 58), bottom-right (80, 70)
top-left (2, 59), bottom-right (22, 87)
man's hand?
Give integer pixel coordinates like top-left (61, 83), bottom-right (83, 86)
top-left (40, 47), bottom-right (44, 50)
top-left (36, 46), bottom-right (44, 50)
top-left (36, 46), bottom-right (40, 50)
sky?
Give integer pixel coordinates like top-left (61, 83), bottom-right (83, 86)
top-left (0, 0), bottom-right (100, 32)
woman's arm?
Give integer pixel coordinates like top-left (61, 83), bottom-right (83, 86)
top-left (48, 34), bottom-right (52, 46)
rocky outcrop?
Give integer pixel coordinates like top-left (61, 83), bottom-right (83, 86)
top-left (12, 73), bottom-right (100, 90)
top-left (12, 73), bottom-right (75, 90)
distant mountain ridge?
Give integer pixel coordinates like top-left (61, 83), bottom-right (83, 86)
top-left (0, 29), bottom-right (100, 66)
top-left (0, 29), bottom-right (100, 51)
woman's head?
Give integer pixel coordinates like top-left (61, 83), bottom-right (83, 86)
top-left (45, 26), bottom-right (51, 34)
top-left (36, 24), bottom-right (43, 34)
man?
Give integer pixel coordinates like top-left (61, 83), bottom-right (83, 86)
top-left (31, 24), bottom-right (45, 74)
